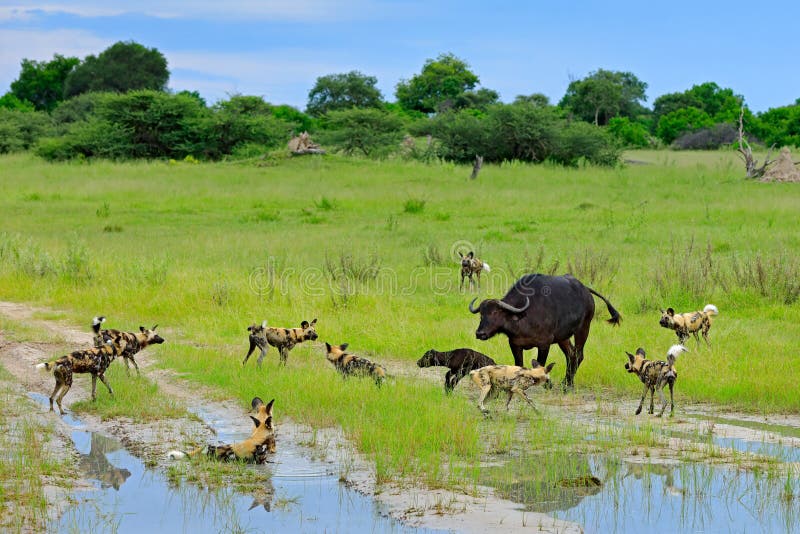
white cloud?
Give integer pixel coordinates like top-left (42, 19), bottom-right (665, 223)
top-left (0, 1), bottom-right (379, 21)
top-left (0, 28), bottom-right (111, 89)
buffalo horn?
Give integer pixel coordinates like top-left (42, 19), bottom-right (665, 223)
top-left (468, 298), bottom-right (481, 314)
top-left (497, 297), bottom-right (530, 314)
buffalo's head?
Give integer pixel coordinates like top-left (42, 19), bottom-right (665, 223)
top-left (417, 349), bottom-right (440, 368)
top-left (469, 297), bottom-right (530, 340)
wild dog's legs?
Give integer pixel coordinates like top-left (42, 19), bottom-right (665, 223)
top-left (460, 273), bottom-right (466, 291)
top-left (243, 339), bottom-right (262, 366)
top-left (91, 375), bottom-right (98, 400)
top-left (278, 346), bottom-right (289, 366)
top-left (55, 384), bottom-right (71, 414)
top-left (702, 322), bottom-right (711, 346)
top-left (97, 373), bottom-right (114, 397)
top-left (636, 382), bottom-right (650, 415)
top-left (648, 385), bottom-right (656, 414)
top-left (508, 386), bottom-right (538, 412)
top-left (656, 382), bottom-right (669, 417)
top-left (477, 384), bottom-right (493, 413)
top-left (124, 355), bottom-right (141, 376)
top-left (256, 345), bottom-right (269, 366)
top-left (667, 381), bottom-right (675, 417)
top-left (475, 271), bottom-right (481, 290)
top-left (48, 381), bottom-right (63, 412)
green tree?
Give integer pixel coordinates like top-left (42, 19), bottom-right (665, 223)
top-left (453, 88), bottom-right (500, 112)
top-left (0, 109), bottom-right (52, 153)
top-left (514, 93), bottom-right (551, 107)
top-left (751, 104), bottom-right (800, 147)
top-left (559, 69), bottom-right (648, 125)
top-left (656, 107), bottom-right (714, 144)
top-left (306, 71), bottom-right (384, 117)
top-left (64, 41), bottom-right (169, 97)
top-left (395, 53), bottom-right (481, 113)
top-left (9, 54), bottom-right (80, 111)
top-left (652, 82), bottom-right (744, 142)
top-left (607, 116), bottom-right (651, 148)
top-left (0, 93), bottom-right (35, 112)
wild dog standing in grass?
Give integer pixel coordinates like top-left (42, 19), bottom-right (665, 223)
top-left (243, 319), bottom-right (318, 366)
top-left (459, 251), bottom-right (490, 291)
top-left (469, 362), bottom-right (555, 414)
top-left (624, 345), bottom-right (687, 417)
top-left (168, 398), bottom-right (276, 463)
top-left (325, 342), bottom-right (387, 386)
top-left (36, 335), bottom-right (128, 415)
top-left (416, 348), bottom-right (496, 393)
top-left (91, 316), bottom-right (165, 376)
top-left (659, 304), bottom-right (718, 346)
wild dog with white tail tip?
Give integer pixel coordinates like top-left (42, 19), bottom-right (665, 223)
top-left (92, 316), bottom-right (165, 376)
top-left (469, 362), bottom-right (555, 414)
top-left (625, 345), bottom-right (687, 417)
top-left (325, 342), bottom-right (386, 386)
top-left (36, 335), bottom-right (128, 415)
top-left (659, 304), bottom-right (718, 346)
top-left (459, 251), bottom-right (490, 291)
top-left (168, 397), bottom-right (276, 463)
top-left (243, 319), bottom-right (318, 366)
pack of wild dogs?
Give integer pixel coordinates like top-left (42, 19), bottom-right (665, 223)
top-left (34, 260), bottom-right (721, 463)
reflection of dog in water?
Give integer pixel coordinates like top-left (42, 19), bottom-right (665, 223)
top-left (623, 461), bottom-right (682, 496)
top-left (77, 433), bottom-right (132, 490)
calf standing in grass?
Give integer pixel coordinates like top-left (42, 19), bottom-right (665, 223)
top-left (417, 348), bottom-right (496, 393)
top-left (469, 362), bottom-right (555, 414)
top-left (91, 316), bottom-right (165, 376)
top-left (325, 342), bottom-right (386, 386)
top-left (624, 345), bottom-right (686, 417)
top-left (243, 319), bottom-right (318, 366)
top-left (36, 335), bottom-right (128, 415)
top-left (168, 397), bottom-right (276, 463)
top-left (459, 251), bottom-right (490, 291)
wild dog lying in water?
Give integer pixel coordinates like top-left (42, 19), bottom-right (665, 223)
top-left (36, 335), bottom-right (128, 415)
top-left (416, 348), bottom-right (496, 393)
top-left (243, 319), bottom-right (318, 366)
top-left (91, 316), bottom-right (165, 376)
top-left (625, 345), bottom-right (686, 417)
top-left (168, 397), bottom-right (276, 463)
top-left (659, 304), bottom-right (718, 346)
top-left (325, 342), bottom-right (386, 386)
top-left (469, 362), bottom-right (555, 414)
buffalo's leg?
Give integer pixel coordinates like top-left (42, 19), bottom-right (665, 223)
top-left (509, 342), bottom-right (526, 367)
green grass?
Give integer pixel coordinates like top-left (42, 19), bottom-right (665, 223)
top-left (0, 150), bottom-right (798, 486)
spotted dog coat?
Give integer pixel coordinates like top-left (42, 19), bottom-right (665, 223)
top-left (469, 362), bottom-right (555, 413)
top-left (243, 319), bottom-right (318, 366)
top-left (416, 348), bottom-right (496, 393)
top-left (91, 316), bottom-right (165, 376)
top-left (459, 251), bottom-right (490, 291)
top-left (36, 334), bottom-right (128, 415)
top-left (168, 398), bottom-right (276, 463)
top-left (624, 345), bottom-right (686, 417)
top-left (659, 304), bottom-right (718, 346)
top-left (325, 343), bottom-right (387, 386)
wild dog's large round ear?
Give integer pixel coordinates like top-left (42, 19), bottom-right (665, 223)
top-left (310, 318), bottom-right (317, 326)
top-left (252, 397), bottom-right (265, 409)
top-left (340, 343), bottom-right (349, 351)
top-left (666, 308), bottom-right (675, 316)
top-left (301, 321), bottom-right (310, 329)
top-left (249, 416), bottom-right (261, 428)
top-left (635, 348), bottom-right (646, 357)
top-left (458, 252), bottom-right (464, 258)
top-left (625, 351), bottom-right (636, 362)
top-left (467, 251), bottom-right (474, 258)
top-left (325, 342), bottom-right (332, 351)
top-left (265, 398), bottom-right (274, 415)
top-left (545, 362), bottom-right (556, 373)
top-left (139, 326), bottom-right (146, 332)
top-left (152, 324), bottom-right (158, 330)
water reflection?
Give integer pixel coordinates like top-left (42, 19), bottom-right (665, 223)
top-left (74, 431), bottom-right (132, 490)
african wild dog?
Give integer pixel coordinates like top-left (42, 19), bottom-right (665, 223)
top-left (659, 304), bottom-right (718, 346)
top-left (168, 397), bottom-right (276, 463)
top-left (417, 348), bottom-right (496, 393)
top-left (36, 334), bottom-right (128, 415)
top-left (325, 342), bottom-right (387, 386)
top-left (243, 319), bottom-right (318, 366)
top-left (624, 345), bottom-right (687, 417)
top-left (92, 316), bottom-right (165, 376)
top-left (459, 251), bottom-right (490, 291)
top-left (469, 362), bottom-right (555, 414)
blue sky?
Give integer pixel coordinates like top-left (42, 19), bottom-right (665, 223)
top-left (1, 1), bottom-right (798, 112)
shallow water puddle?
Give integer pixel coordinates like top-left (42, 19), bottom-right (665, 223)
top-left (29, 393), bottom-right (441, 533)
top-left (481, 454), bottom-right (800, 533)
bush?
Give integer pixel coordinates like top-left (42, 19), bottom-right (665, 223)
top-left (428, 110), bottom-right (489, 163)
top-left (551, 121), bottom-right (621, 167)
top-left (319, 108), bottom-right (405, 157)
top-left (486, 102), bottom-right (561, 162)
top-left (672, 123), bottom-right (738, 150)
top-left (606, 116), bottom-right (651, 148)
top-left (0, 109), bottom-right (52, 153)
top-left (656, 107), bottom-right (714, 144)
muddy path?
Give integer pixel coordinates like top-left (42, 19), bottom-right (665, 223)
top-left (0, 301), bottom-right (582, 533)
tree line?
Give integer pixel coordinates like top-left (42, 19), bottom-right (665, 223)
top-left (1, 42), bottom-right (798, 164)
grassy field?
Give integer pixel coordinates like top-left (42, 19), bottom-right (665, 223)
top-left (1, 149), bottom-right (798, 484)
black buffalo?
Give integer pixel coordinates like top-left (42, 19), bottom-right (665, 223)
top-left (469, 274), bottom-right (620, 388)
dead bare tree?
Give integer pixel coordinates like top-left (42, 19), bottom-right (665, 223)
top-left (470, 155), bottom-right (483, 180)
top-left (736, 107), bottom-right (775, 179)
